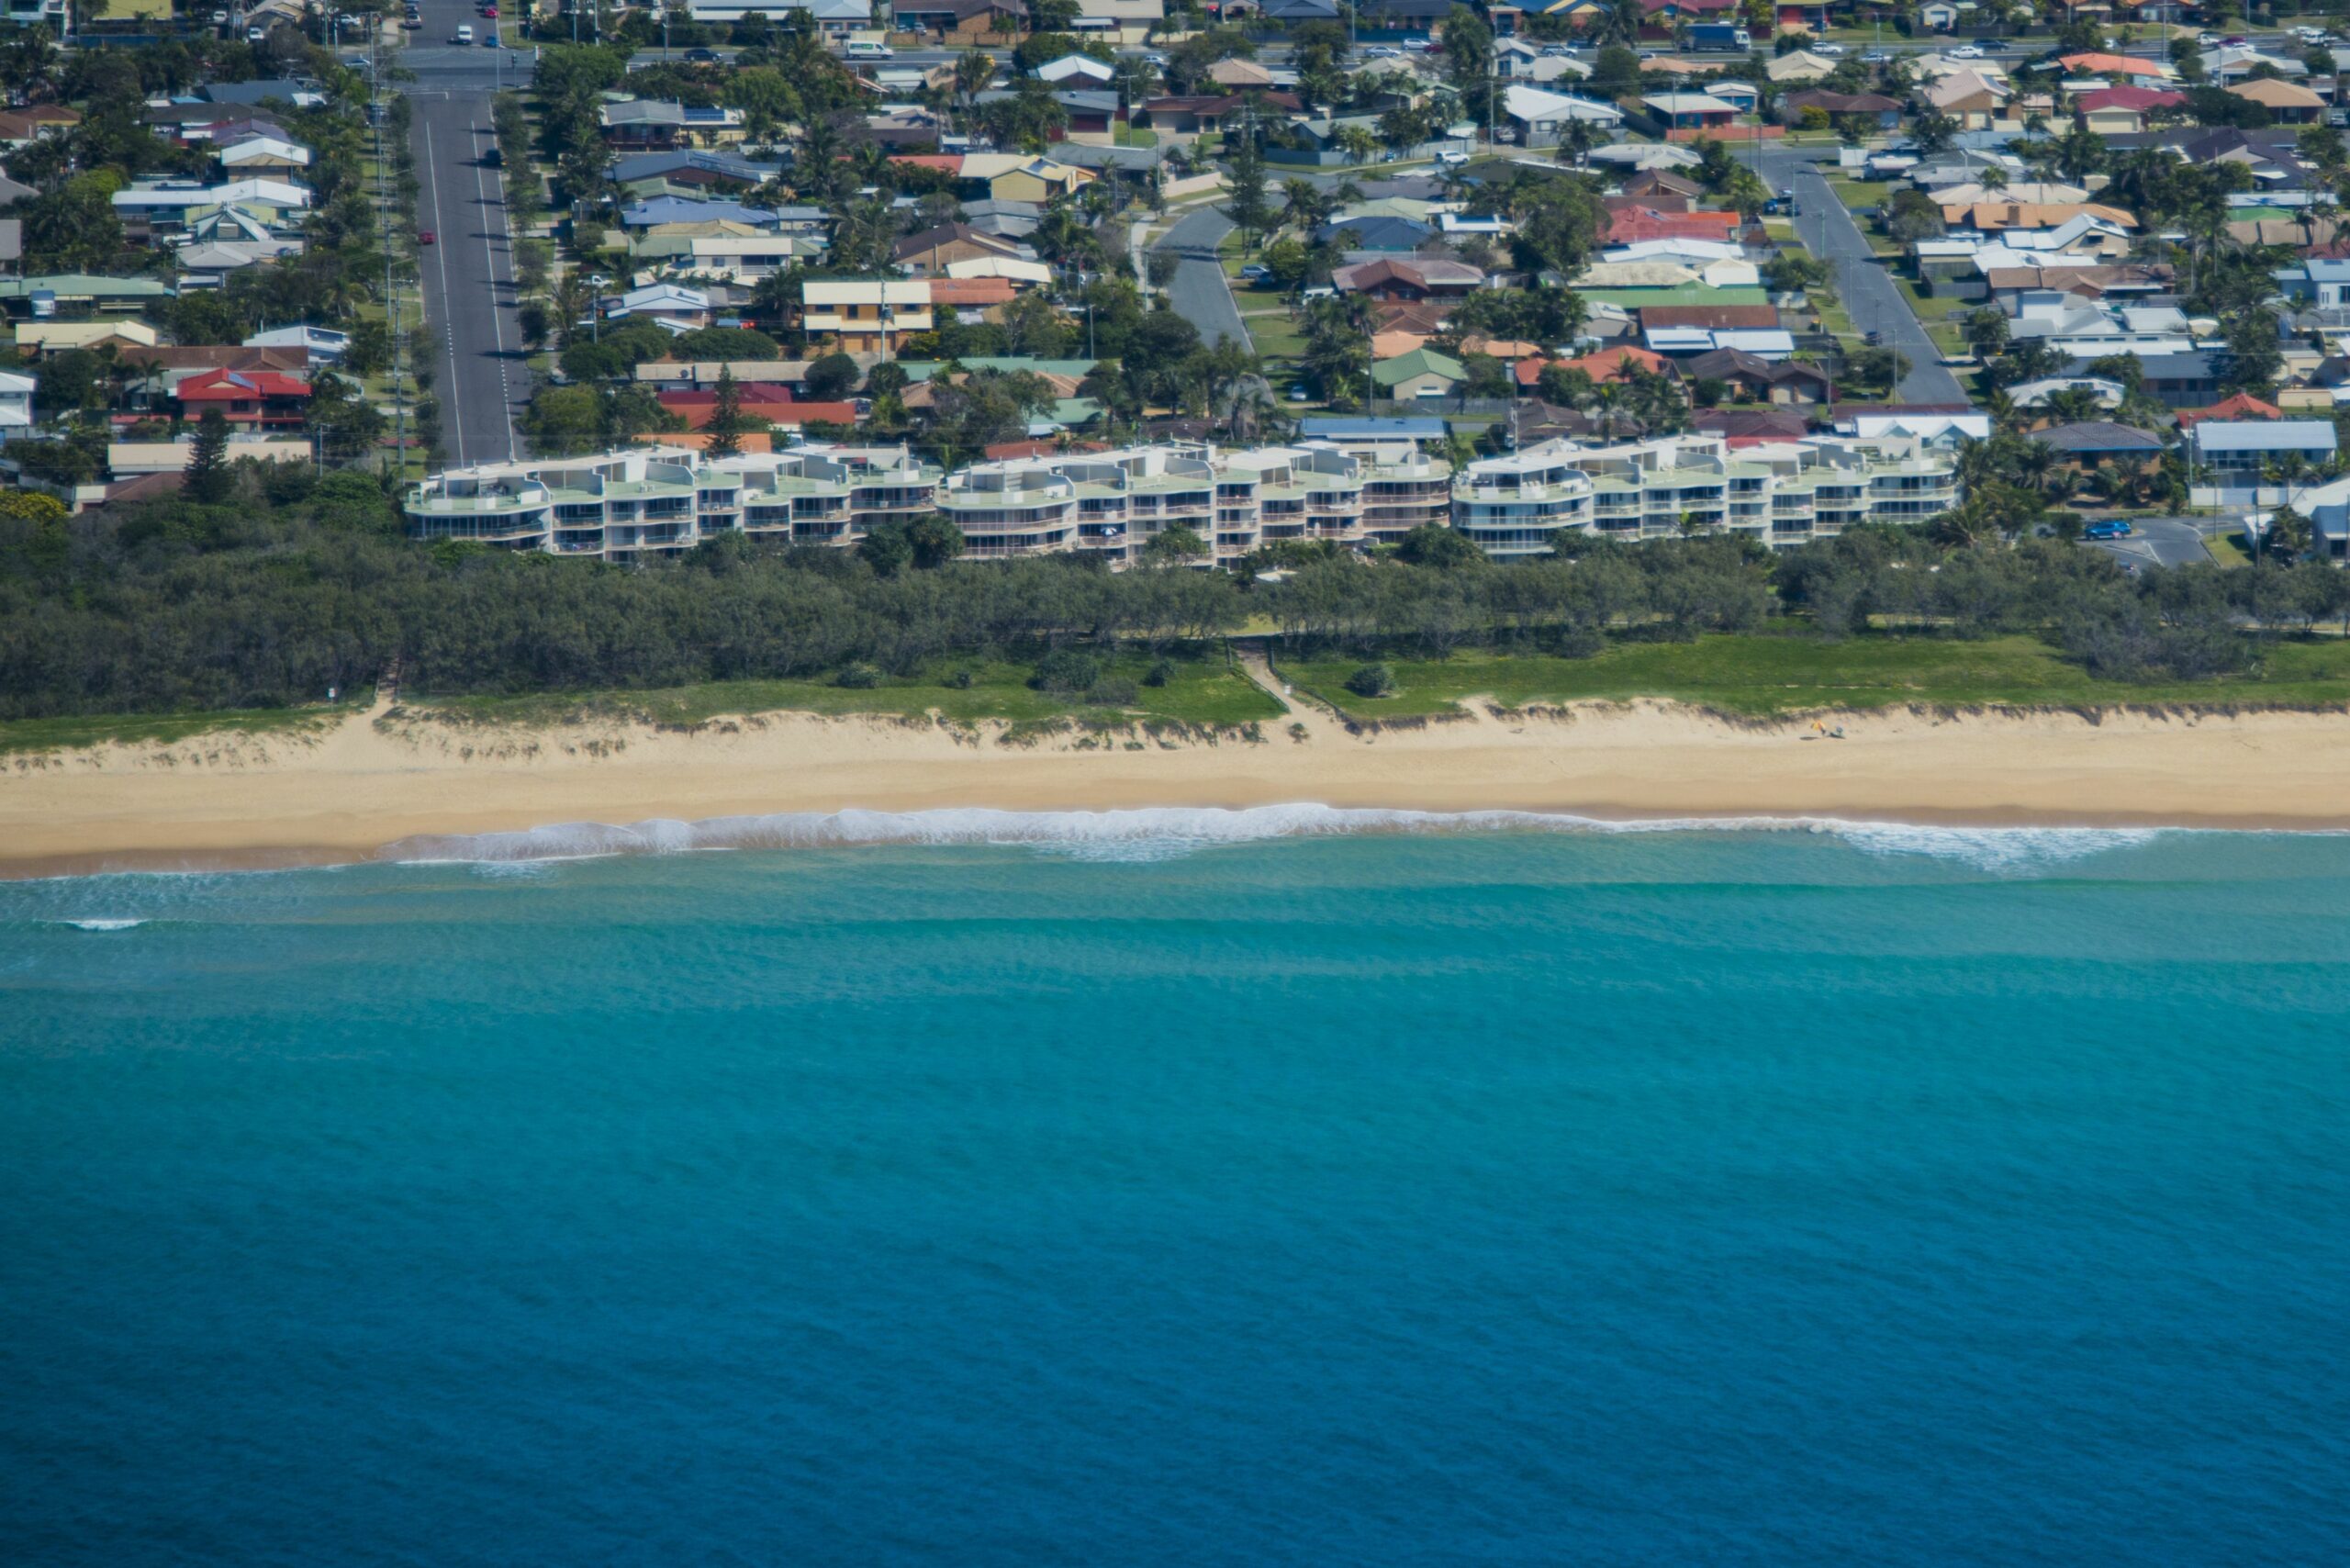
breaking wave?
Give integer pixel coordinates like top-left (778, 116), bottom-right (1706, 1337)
top-left (379, 805), bottom-right (2178, 873)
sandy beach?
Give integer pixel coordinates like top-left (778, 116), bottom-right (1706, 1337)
top-left (7, 687), bottom-right (2350, 876)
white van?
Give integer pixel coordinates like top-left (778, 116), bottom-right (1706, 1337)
top-left (453, 22), bottom-right (474, 42)
top-left (845, 39), bottom-right (893, 60)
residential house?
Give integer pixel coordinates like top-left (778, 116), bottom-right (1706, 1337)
top-left (1681, 347), bottom-right (1832, 404)
top-left (1766, 50), bottom-right (1837, 84)
top-left (2007, 375), bottom-right (2127, 411)
top-left (2188, 419), bottom-right (2338, 477)
top-left (0, 104), bottom-right (77, 150)
top-left (243, 324), bottom-right (349, 364)
top-left (960, 198), bottom-right (1046, 239)
top-left (1639, 92), bottom-right (1738, 131)
top-left (2073, 352), bottom-right (2217, 409)
top-left (2054, 52), bottom-right (2173, 80)
top-left (1781, 91), bottom-right (1902, 131)
top-left (619, 196), bottom-right (783, 230)
top-left (2226, 78), bottom-right (2326, 125)
top-left (1334, 258), bottom-right (1487, 301)
top-left (217, 133), bottom-right (312, 174)
top-left (2273, 258), bottom-right (2350, 308)
top-left (2028, 420), bottom-right (2166, 470)
top-left (892, 222), bottom-right (1032, 277)
top-left (1076, 0), bottom-right (1163, 44)
top-left (1922, 68), bottom-right (2009, 130)
top-left (1036, 54), bottom-right (1117, 85)
top-left (1316, 216), bottom-right (1437, 252)
top-left (1503, 84), bottom-right (1626, 148)
top-left (602, 284), bottom-right (715, 330)
top-left (14, 319), bottom-right (162, 358)
top-left (1371, 348), bottom-right (1468, 400)
top-left (1621, 169), bottom-right (1704, 201)
top-left (0, 368), bottom-right (30, 432)
top-left (173, 367), bottom-right (309, 430)
top-left (2071, 84), bottom-right (2185, 133)
top-left (686, 0), bottom-right (870, 33)
top-left (891, 0), bottom-right (1026, 44)
top-left (1138, 93), bottom-right (1305, 135)
top-left (800, 279), bottom-right (934, 354)
top-left (176, 241), bottom-right (304, 289)
top-left (658, 385), bottom-right (859, 431)
top-left (1605, 206), bottom-right (1742, 246)
top-left (599, 101), bottom-right (750, 151)
top-left (2175, 392), bottom-right (2284, 430)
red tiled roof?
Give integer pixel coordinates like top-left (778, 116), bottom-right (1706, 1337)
top-left (175, 368), bottom-right (309, 399)
top-left (2176, 392), bottom-right (2283, 429)
top-left (659, 387), bottom-right (858, 428)
top-left (2076, 84), bottom-right (2188, 112)
top-left (1604, 207), bottom-right (1744, 243)
top-left (1516, 345), bottom-right (1673, 386)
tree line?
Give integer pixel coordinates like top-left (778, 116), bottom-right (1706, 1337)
top-left (6, 476), bottom-right (2347, 722)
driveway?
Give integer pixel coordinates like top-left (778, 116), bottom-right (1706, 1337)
top-left (1759, 147), bottom-right (1968, 407)
top-left (1152, 205), bottom-right (1252, 354)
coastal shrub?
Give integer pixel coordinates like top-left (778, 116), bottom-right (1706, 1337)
top-left (946, 668), bottom-right (975, 689)
top-left (1144, 658), bottom-right (1177, 688)
top-left (1085, 678), bottom-right (1138, 707)
top-left (1032, 648), bottom-right (1101, 694)
top-left (834, 662), bottom-right (882, 689)
top-left (1346, 663), bottom-right (1395, 698)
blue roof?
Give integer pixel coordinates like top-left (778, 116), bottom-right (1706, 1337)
top-left (1300, 416), bottom-right (1448, 439)
top-left (2193, 420), bottom-right (2338, 452)
top-left (2307, 259), bottom-right (2350, 281)
top-left (612, 149), bottom-right (778, 184)
top-left (1315, 216), bottom-right (1434, 250)
top-left (620, 195), bottom-right (779, 228)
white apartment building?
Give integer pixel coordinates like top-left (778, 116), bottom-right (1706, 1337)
top-left (1453, 434), bottom-right (1960, 557)
top-left (403, 436), bottom-right (1949, 567)
top-left (403, 447), bottom-right (943, 565)
top-left (936, 443), bottom-right (1453, 566)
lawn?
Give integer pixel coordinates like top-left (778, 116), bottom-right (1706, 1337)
top-left (1278, 633), bottom-right (2350, 722)
top-left (0, 702), bottom-right (367, 756)
top-left (1827, 177), bottom-right (1897, 215)
top-left (409, 652), bottom-right (1285, 733)
top-left (1113, 124), bottom-right (1158, 148)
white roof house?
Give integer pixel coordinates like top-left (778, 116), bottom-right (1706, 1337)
top-left (1583, 141), bottom-right (1699, 172)
top-left (1503, 84), bottom-right (1625, 135)
top-left (0, 368), bottom-right (34, 429)
top-left (111, 177), bottom-right (310, 212)
top-left (218, 135), bottom-right (312, 170)
top-left (2189, 419), bottom-right (2338, 468)
top-left (1838, 409), bottom-right (1994, 446)
top-left (1035, 54), bottom-right (1115, 84)
top-left (244, 323), bottom-right (350, 362)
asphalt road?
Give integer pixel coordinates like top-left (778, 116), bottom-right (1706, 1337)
top-left (407, 18), bottom-right (532, 467)
top-left (1154, 206), bottom-right (1252, 355)
top-left (1757, 146), bottom-right (1967, 407)
top-left (2086, 516), bottom-right (2214, 569)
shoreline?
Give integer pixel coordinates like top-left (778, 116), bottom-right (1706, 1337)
top-left (8, 696), bottom-right (2350, 878)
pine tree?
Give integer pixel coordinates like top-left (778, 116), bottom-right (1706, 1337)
top-left (705, 365), bottom-right (745, 460)
top-left (1225, 113), bottom-right (1276, 254)
top-left (185, 409), bottom-right (232, 505)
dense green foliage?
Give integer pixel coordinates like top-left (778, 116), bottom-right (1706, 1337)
top-left (10, 472), bottom-right (2350, 727)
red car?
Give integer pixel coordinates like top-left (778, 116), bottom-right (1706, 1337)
top-left (419, 230), bottom-right (435, 245)
top-left (482, 4), bottom-right (498, 15)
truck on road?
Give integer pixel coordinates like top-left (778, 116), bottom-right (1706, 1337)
top-left (1687, 24), bottom-right (1751, 50)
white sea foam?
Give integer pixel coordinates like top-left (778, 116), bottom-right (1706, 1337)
top-left (59, 917), bottom-right (148, 931)
top-left (378, 805), bottom-right (2185, 874)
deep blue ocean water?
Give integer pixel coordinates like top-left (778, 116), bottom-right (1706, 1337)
top-left (3, 818), bottom-right (2348, 1567)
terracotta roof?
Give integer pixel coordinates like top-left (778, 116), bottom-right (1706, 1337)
top-left (2076, 84), bottom-right (2187, 112)
top-left (2227, 78), bottom-right (2327, 110)
top-left (1517, 344), bottom-right (1673, 386)
top-left (926, 276), bottom-right (1019, 306)
top-left (2176, 392), bottom-right (2283, 429)
top-left (176, 368), bottom-right (308, 399)
top-left (2057, 52), bottom-right (2169, 77)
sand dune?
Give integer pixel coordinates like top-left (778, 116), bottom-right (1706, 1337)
top-left (7, 689), bottom-right (2350, 876)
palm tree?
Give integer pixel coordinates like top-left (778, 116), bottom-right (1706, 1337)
top-left (1336, 125), bottom-right (1379, 165)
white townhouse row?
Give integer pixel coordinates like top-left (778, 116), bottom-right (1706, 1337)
top-left (402, 433), bottom-right (1959, 566)
top-left (1452, 433), bottom-right (1961, 557)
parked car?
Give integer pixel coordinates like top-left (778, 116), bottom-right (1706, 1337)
top-left (2083, 521), bottom-right (2134, 540)
top-left (1403, 38), bottom-right (1431, 51)
top-left (1363, 45), bottom-right (1399, 58)
top-left (419, 230), bottom-right (436, 245)
top-left (1239, 263), bottom-right (1272, 284)
top-left (1436, 150), bottom-right (1470, 166)
top-left (1301, 285), bottom-right (1336, 300)
top-left (245, 24), bottom-right (265, 40)
top-left (453, 23), bottom-right (473, 42)
top-left (1287, 385), bottom-right (1312, 402)
top-left (2223, 34), bottom-right (2246, 46)
top-left (481, 4), bottom-right (498, 16)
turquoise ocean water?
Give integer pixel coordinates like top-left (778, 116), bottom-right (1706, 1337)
top-left (3, 814), bottom-right (2347, 1565)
